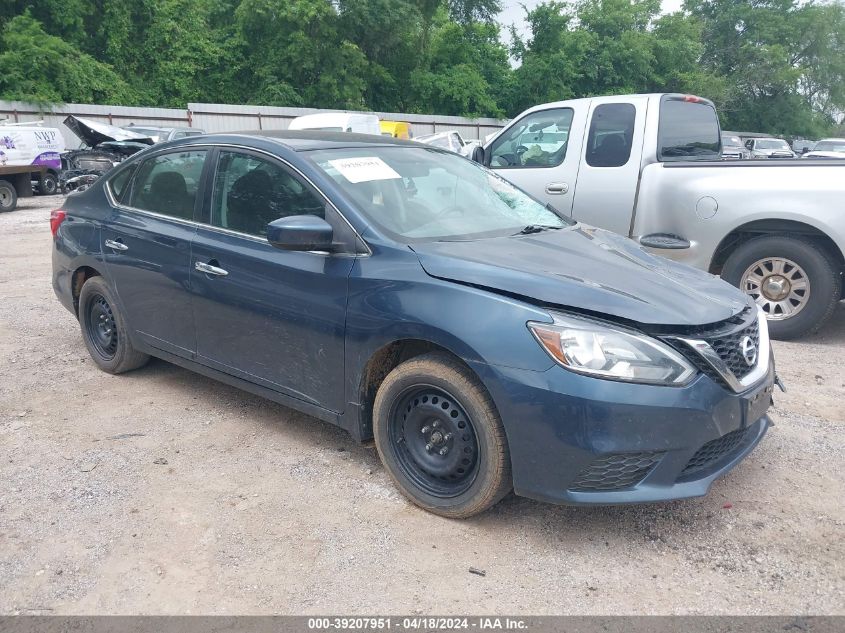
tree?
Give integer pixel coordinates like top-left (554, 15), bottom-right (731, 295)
top-left (234, 0), bottom-right (368, 108)
top-left (685, 0), bottom-right (845, 137)
top-left (409, 20), bottom-right (510, 116)
top-left (337, 0), bottom-right (422, 112)
top-left (0, 12), bottom-right (136, 105)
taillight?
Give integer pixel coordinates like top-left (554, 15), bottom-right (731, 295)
top-left (683, 94), bottom-right (702, 103)
top-left (50, 209), bottom-right (66, 238)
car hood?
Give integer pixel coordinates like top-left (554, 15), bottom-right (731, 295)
top-left (64, 115), bottom-right (155, 147)
top-left (757, 149), bottom-right (794, 157)
top-left (410, 226), bottom-right (750, 327)
top-left (804, 151), bottom-right (845, 159)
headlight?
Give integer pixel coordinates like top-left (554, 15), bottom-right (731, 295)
top-left (528, 313), bottom-right (696, 386)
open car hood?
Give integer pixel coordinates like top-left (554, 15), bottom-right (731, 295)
top-left (63, 115), bottom-right (155, 147)
top-left (411, 226), bottom-right (750, 328)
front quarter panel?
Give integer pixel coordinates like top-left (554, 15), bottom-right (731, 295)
top-left (344, 241), bottom-right (556, 434)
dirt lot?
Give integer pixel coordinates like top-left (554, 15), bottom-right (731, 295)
top-left (1, 195), bottom-right (843, 615)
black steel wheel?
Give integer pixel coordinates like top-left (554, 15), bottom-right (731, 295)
top-left (373, 352), bottom-right (512, 518)
top-left (389, 385), bottom-right (480, 497)
top-left (78, 276), bottom-right (149, 374)
top-left (85, 293), bottom-right (119, 360)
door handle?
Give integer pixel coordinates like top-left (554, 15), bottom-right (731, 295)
top-left (195, 261), bottom-right (228, 277)
top-left (545, 182), bottom-right (569, 195)
top-left (104, 239), bottom-right (128, 251)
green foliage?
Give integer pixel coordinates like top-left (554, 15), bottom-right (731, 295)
top-left (0, 12), bottom-right (136, 105)
top-left (0, 0), bottom-right (842, 137)
top-left (685, 0), bottom-right (845, 137)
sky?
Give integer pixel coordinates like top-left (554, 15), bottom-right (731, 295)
top-left (498, 0), bottom-right (685, 41)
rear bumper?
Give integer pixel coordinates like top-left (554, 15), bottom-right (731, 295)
top-left (473, 359), bottom-right (774, 505)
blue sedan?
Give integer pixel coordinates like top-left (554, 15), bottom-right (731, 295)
top-left (51, 132), bottom-right (776, 517)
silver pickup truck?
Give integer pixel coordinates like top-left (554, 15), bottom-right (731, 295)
top-left (474, 93), bottom-right (844, 339)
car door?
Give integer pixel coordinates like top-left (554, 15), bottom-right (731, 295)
top-left (486, 105), bottom-right (586, 214)
top-left (101, 148), bottom-right (208, 357)
top-left (189, 148), bottom-right (357, 412)
top-left (569, 101), bottom-right (645, 236)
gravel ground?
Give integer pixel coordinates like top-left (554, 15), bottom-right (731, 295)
top-left (0, 195), bottom-right (843, 615)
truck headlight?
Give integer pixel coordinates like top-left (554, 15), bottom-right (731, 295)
top-left (528, 313), bottom-right (696, 386)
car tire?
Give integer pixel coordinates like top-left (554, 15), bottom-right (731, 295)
top-left (78, 276), bottom-right (150, 374)
top-left (0, 179), bottom-right (17, 212)
top-left (721, 235), bottom-right (841, 340)
top-left (38, 172), bottom-right (58, 196)
top-left (373, 352), bottom-right (511, 518)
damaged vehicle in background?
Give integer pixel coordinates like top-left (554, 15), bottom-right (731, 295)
top-left (60, 116), bottom-right (154, 192)
top-left (121, 124), bottom-right (204, 143)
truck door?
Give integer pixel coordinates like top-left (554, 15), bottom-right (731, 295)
top-left (486, 104), bottom-right (587, 215)
top-left (569, 100), bottom-right (646, 236)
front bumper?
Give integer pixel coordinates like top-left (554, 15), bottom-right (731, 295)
top-left (472, 359), bottom-right (774, 505)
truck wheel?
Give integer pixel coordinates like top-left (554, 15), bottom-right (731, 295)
top-left (373, 352), bottom-right (512, 518)
top-left (78, 276), bottom-right (150, 374)
top-left (721, 235), bottom-right (841, 340)
top-left (0, 179), bottom-right (17, 212)
top-left (38, 172), bottom-right (58, 195)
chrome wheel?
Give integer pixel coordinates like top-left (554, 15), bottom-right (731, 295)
top-left (741, 257), bottom-right (810, 320)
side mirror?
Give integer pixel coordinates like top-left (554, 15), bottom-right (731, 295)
top-left (471, 145), bottom-right (485, 164)
top-left (267, 215), bottom-right (334, 252)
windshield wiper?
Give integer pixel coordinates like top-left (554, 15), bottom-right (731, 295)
top-left (514, 224), bottom-right (561, 235)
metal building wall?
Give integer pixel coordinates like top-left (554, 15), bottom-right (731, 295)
top-left (0, 100), bottom-right (508, 147)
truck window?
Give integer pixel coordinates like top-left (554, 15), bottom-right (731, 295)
top-left (490, 108), bottom-right (573, 169)
top-left (585, 103), bottom-right (636, 167)
top-left (657, 99), bottom-right (721, 161)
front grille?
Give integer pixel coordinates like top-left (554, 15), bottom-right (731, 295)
top-left (569, 452), bottom-right (662, 492)
top-left (680, 427), bottom-right (750, 478)
top-left (667, 309), bottom-right (760, 389)
top-left (706, 318), bottom-right (759, 381)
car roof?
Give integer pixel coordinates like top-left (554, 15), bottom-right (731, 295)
top-left (211, 130), bottom-right (420, 151)
top-left (122, 125), bottom-right (200, 132)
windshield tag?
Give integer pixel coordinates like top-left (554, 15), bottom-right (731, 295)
top-left (328, 157), bottom-right (401, 183)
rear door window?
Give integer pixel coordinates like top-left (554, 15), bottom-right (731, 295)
top-left (127, 150), bottom-right (207, 220)
top-left (585, 103), bottom-right (636, 167)
top-left (657, 98), bottom-right (721, 161)
top-left (108, 165), bottom-right (136, 203)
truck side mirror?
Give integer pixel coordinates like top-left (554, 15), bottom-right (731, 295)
top-left (471, 146), bottom-right (486, 164)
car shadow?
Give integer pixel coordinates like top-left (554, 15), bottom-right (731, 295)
top-left (123, 356), bottom-right (746, 541)
top-left (806, 301), bottom-right (845, 344)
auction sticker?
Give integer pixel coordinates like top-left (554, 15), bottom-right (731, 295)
top-left (328, 157), bottom-right (401, 183)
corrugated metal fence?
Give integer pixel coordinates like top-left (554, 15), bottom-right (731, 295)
top-left (0, 100), bottom-right (509, 147)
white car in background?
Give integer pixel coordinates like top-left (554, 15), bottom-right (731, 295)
top-left (803, 138), bottom-right (845, 159)
top-left (415, 131), bottom-right (480, 157)
top-left (288, 112), bottom-right (381, 135)
top-left (745, 137), bottom-right (796, 159)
